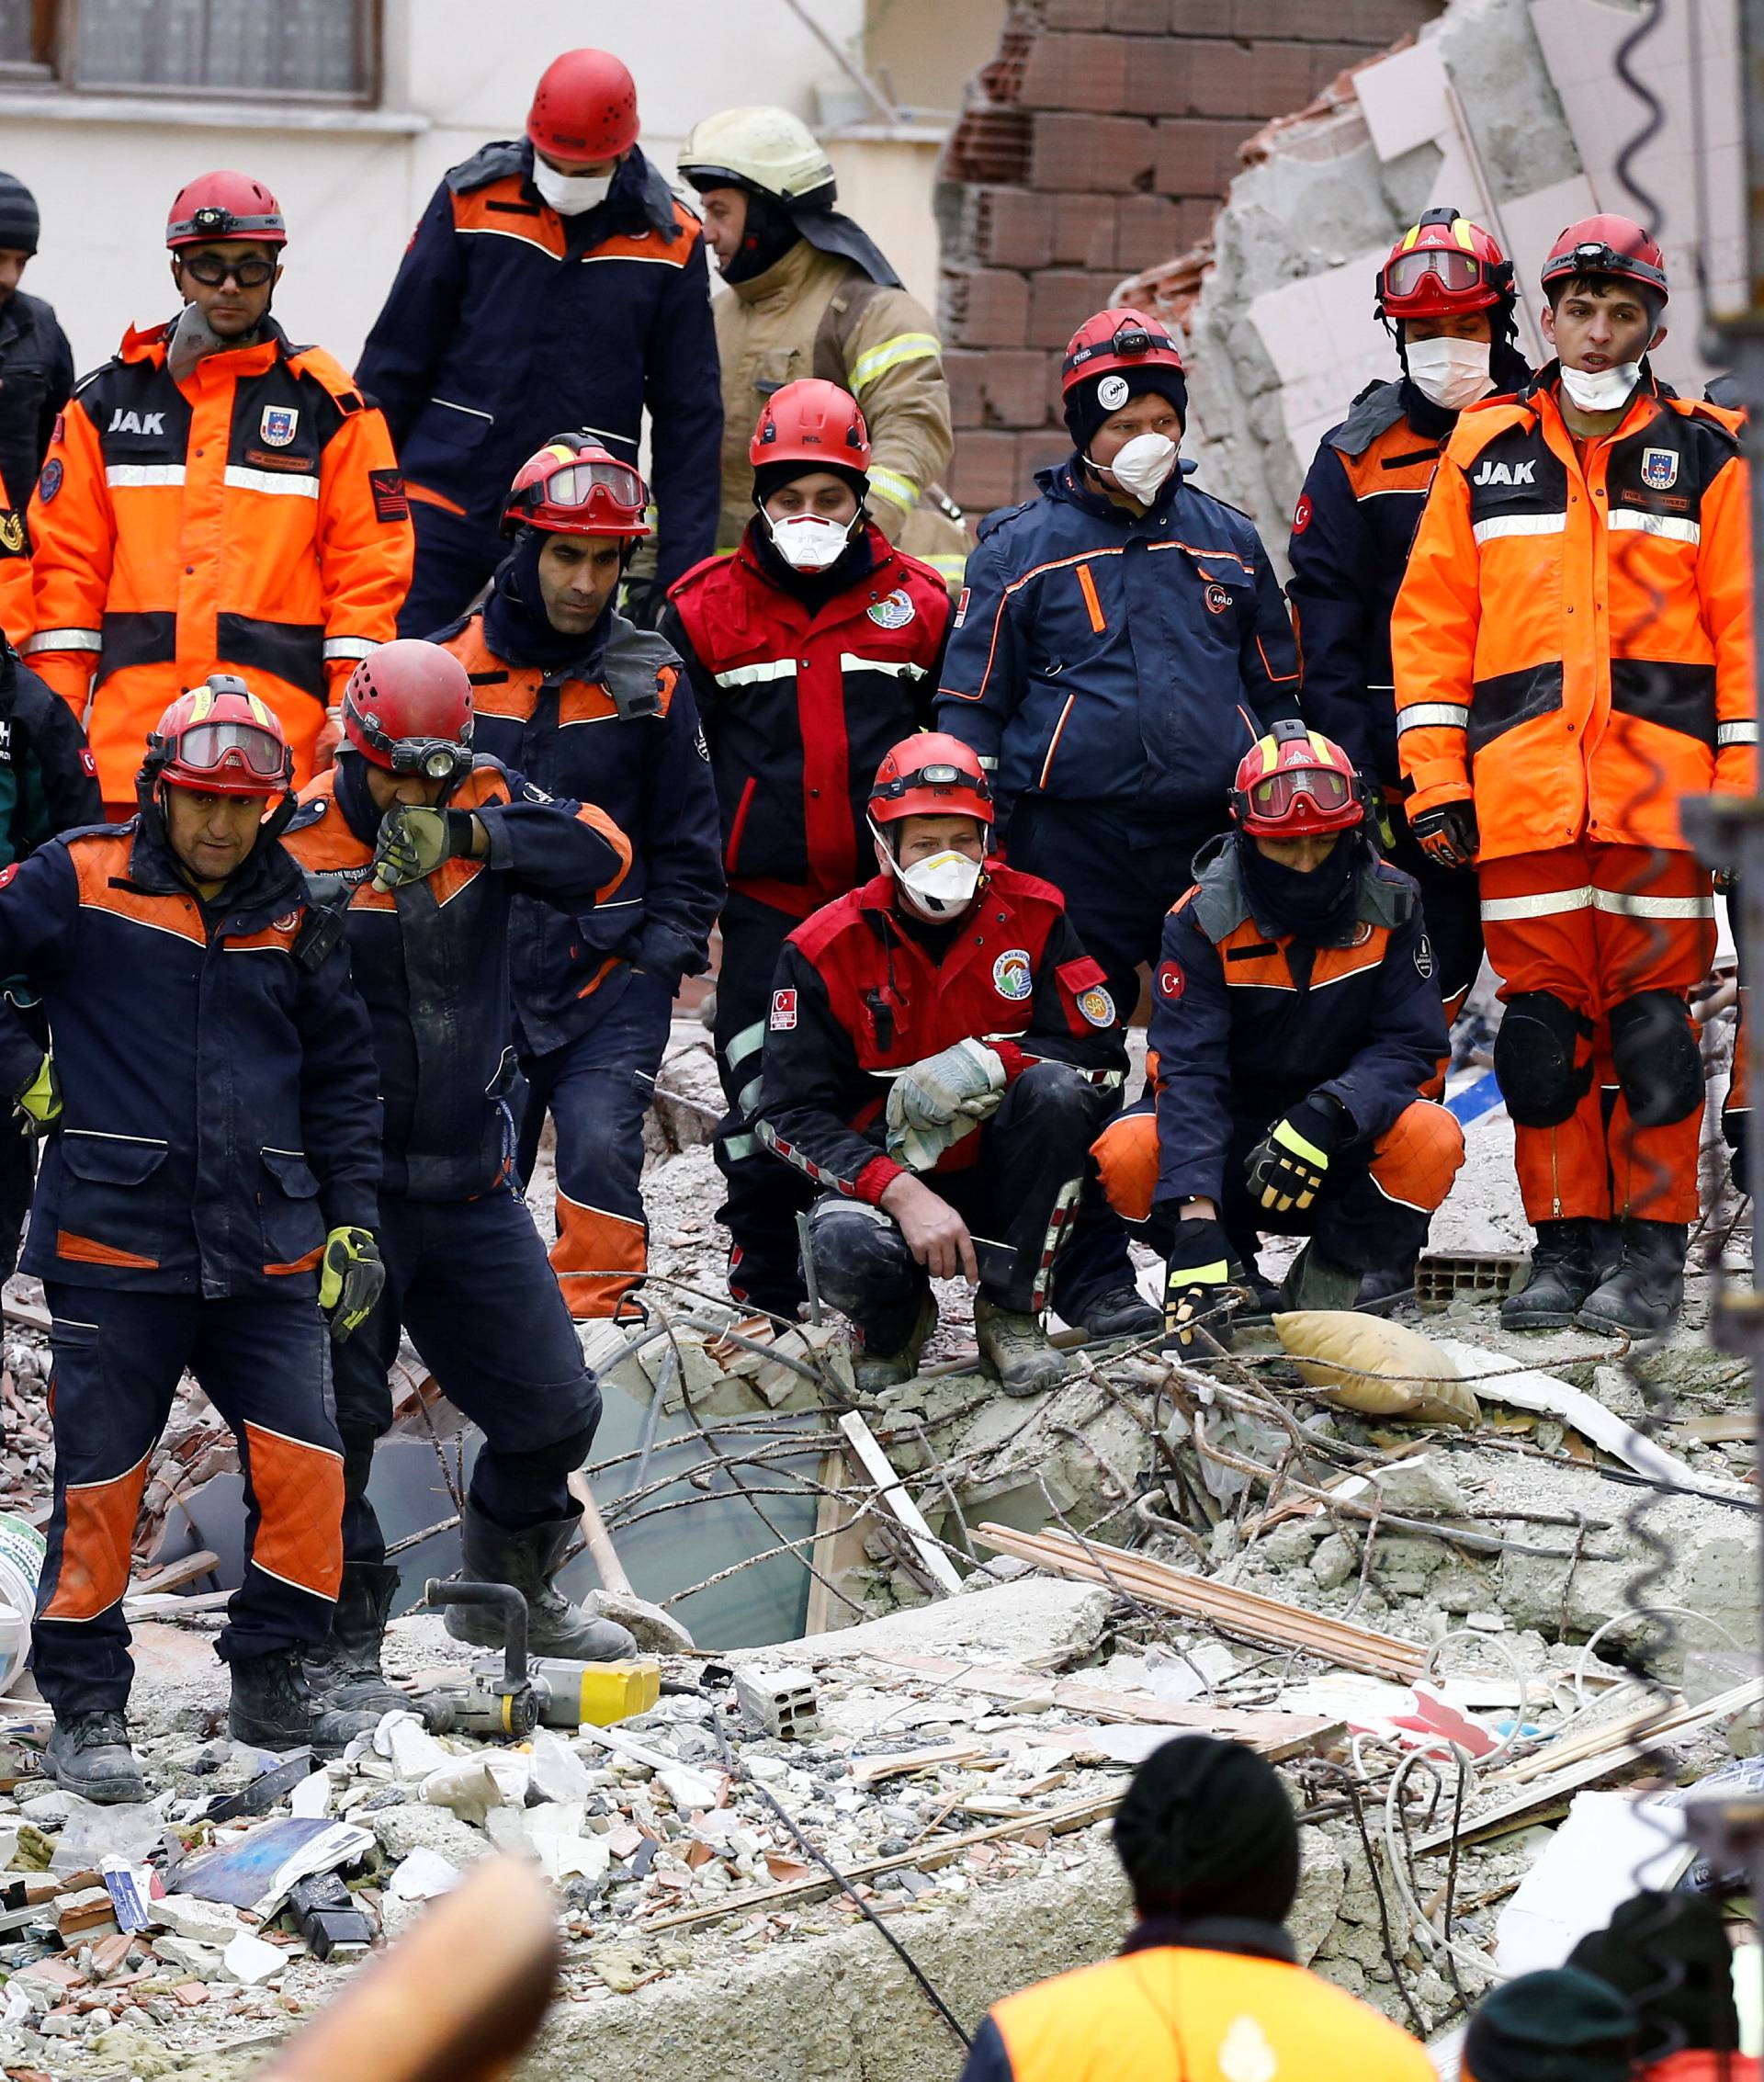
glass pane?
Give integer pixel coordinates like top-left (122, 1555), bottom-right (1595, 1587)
top-left (76, 0), bottom-right (368, 96)
top-left (0, 2), bottom-right (33, 65)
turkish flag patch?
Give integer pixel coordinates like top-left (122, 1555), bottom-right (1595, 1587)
top-left (79, 748), bottom-right (96, 777)
top-left (1156, 960), bottom-right (1185, 1001)
top-left (1293, 493), bottom-right (1313, 535)
top-left (769, 989), bottom-right (797, 1031)
top-left (0, 865), bottom-right (18, 889)
top-left (368, 468), bottom-right (410, 524)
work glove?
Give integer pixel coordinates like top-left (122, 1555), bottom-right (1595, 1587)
top-left (885, 1039), bottom-right (1007, 1171)
top-left (318, 1226), bottom-right (385, 1344)
top-left (12, 1053), bottom-right (60, 1138)
top-left (1163, 1219), bottom-right (1242, 1352)
top-left (1363, 779), bottom-right (1397, 856)
top-left (1408, 798), bottom-right (1479, 871)
top-left (1245, 1092), bottom-right (1351, 1214)
top-left (372, 807), bottom-right (478, 891)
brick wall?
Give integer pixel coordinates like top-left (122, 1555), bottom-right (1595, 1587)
top-left (936, 0), bottom-right (1442, 515)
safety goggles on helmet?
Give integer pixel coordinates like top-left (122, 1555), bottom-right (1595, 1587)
top-left (869, 760), bottom-right (993, 808)
top-left (171, 719), bottom-right (288, 781)
top-left (1245, 764), bottom-right (1356, 821)
top-left (510, 457), bottom-right (645, 519)
top-left (179, 251), bottom-right (277, 289)
top-left (1382, 246), bottom-right (1487, 300)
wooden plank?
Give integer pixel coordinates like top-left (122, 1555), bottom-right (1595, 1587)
top-left (839, 1412), bottom-right (962, 1596)
top-left (848, 1742), bottom-right (989, 1788)
top-left (1487, 1676), bottom-right (1764, 1787)
top-left (566, 1474), bottom-right (632, 1597)
top-left (129, 1550), bottom-right (220, 1599)
top-left (804, 1447), bottom-right (872, 1638)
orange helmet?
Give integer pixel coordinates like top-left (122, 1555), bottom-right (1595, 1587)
top-left (1376, 209), bottom-right (1512, 320)
top-left (1541, 213), bottom-right (1668, 303)
top-left (144, 677), bottom-right (292, 798)
top-left (502, 439), bottom-right (650, 538)
top-left (750, 379), bottom-right (871, 474)
top-left (1230, 721), bottom-right (1363, 838)
top-left (868, 734), bottom-right (993, 828)
top-left (1060, 307), bottom-right (1184, 396)
top-left (166, 171), bottom-right (286, 251)
top-left (527, 49), bottom-right (639, 164)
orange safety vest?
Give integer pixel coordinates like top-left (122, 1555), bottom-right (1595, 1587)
top-left (23, 318), bottom-right (412, 803)
top-left (1391, 370), bottom-right (1755, 862)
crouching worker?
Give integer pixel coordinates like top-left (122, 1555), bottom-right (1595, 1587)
top-left (0, 682), bottom-right (384, 1798)
top-left (1093, 721), bottom-right (1464, 1347)
top-left (283, 640), bottom-right (637, 1723)
top-left (754, 736), bottom-right (1125, 1396)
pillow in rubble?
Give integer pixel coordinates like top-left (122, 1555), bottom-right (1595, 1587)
top-left (1272, 1311), bottom-right (1480, 1428)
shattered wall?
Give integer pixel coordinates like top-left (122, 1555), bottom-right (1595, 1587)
top-left (932, 0), bottom-right (1446, 515)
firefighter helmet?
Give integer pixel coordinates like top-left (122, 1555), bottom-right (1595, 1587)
top-left (1060, 308), bottom-right (1184, 396)
top-left (678, 106), bottom-right (837, 209)
top-left (868, 734), bottom-right (994, 828)
top-left (165, 171), bottom-right (287, 251)
top-left (1541, 213), bottom-right (1668, 303)
top-left (1230, 720), bottom-right (1364, 839)
top-left (1376, 209), bottom-right (1513, 320)
top-left (341, 641), bottom-right (474, 782)
top-left (503, 439), bottom-right (651, 538)
top-left (146, 678), bottom-right (292, 797)
top-left (527, 50), bottom-right (639, 164)
top-left (750, 379), bottom-right (871, 473)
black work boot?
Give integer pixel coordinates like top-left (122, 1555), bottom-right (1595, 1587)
top-left (1500, 1219), bottom-right (1612, 1330)
top-left (1355, 1260), bottom-right (1417, 1310)
top-left (1575, 1219), bottom-right (1688, 1337)
top-left (229, 1646), bottom-right (362, 1754)
top-left (444, 1506), bottom-right (639, 1662)
top-left (1278, 1241), bottom-right (1363, 1313)
top-left (1074, 1285), bottom-right (1162, 1341)
top-left (853, 1294), bottom-right (937, 1396)
top-left (43, 1711), bottom-right (146, 1805)
top-left (306, 1562), bottom-right (410, 1721)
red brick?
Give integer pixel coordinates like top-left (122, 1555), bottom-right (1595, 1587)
top-left (1348, 0), bottom-right (1441, 40)
top-left (1153, 117), bottom-right (1257, 197)
top-left (942, 268), bottom-right (1032, 348)
top-left (944, 347), bottom-right (989, 428)
top-left (948, 430), bottom-right (1026, 512)
top-left (1248, 40), bottom-right (1320, 112)
top-left (1019, 31), bottom-right (1126, 112)
top-left (1020, 429), bottom-right (1076, 481)
top-left (1041, 0), bottom-right (1111, 26)
top-left (1031, 112), bottom-right (1159, 193)
top-left (1050, 192), bottom-right (1118, 269)
top-left (985, 348), bottom-right (1058, 428)
top-left (1029, 270), bottom-right (1123, 350)
top-left (1124, 36), bottom-right (1259, 119)
top-left (973, 187), bottom-right (1054, 270)
top-left (1107, 0), bottom-right (1171, 29)
top-left (1114, 194), bottom-right (1186, 270)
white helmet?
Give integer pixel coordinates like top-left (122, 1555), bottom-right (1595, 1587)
top-left (678, 105), bottom-right (836, 209)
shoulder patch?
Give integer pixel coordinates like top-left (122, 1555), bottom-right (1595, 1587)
top-left (36, 459), bottom-right (61, 504)
top-left (1156, 958), bottom-right (1185, 1001)
top-left (0, 510), bottom-right (24, 557)
top-left (769, 988), bottom-right (797, 1032)
top-left (368, 467), bottom-right (409, 524)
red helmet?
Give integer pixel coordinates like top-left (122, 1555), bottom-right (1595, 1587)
top-left (749, 380), bottom-right (871, 473)
top-left (341, 641), bottom-right (474, 780)
top-left (1230, 721), bottom-right (1363, 839)
top-left (527, 50), bottom-right (639, 164)
top-left (166, 171), bottom-right (287, 251)
top-left (869, 734), bottom-right (994, 829)
top-left (1060, 307), bottom-right (1184, 396)
top-left (146, 677), bottom-right (292, 797)
top-left (502, 439), bottom-right (650, 539)
top-left (1541, 213), bottom-right (1668, 303)
top-left (1376, 209), bottom-right (1512, 320)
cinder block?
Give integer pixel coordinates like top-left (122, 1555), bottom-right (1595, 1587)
top-left (1050, 192), bottom-right (1118, 269)
top-left (1106, 0), bottom-right (1171, 29)
top-left (734, 1668), bottom-right (822, 1742)
top-left (1125, 36), bottom-right (1258, 119)
top-left (949, 429), bottom-right (1027, 514)
top-left (974, 187), bottom-right (1055, 270)
top-left (942, 267), bottom-right (1032, 348)
top-left (1041, 0), bottom-right (1110, 27)
top-left (1348, 0), bottom-right (1442, 41)
top-left (1029, 269), bottom-right (1122, 349)
top-left (1020, 31), bottom-right (1127, 112)
top-left (1031, 111), bottom-right (1159, 193)
top-left (1153, 116), bottom-right (1256, 197)
top-left (944, 345), bottom-right (989, 428)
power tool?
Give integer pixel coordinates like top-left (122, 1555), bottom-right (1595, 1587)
top-left (417, 1579), bottom-right (661, 1737)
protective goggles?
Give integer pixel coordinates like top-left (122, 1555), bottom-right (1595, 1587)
top-left (514, 458), bottom-right (645, 515)
top-left (870, 761), bottom-right (992, 805)
top-left (1245, 765), bottom-right (1355, 820)
top-left (179, 252), bottom-right (277, 289)
top-left (1382, 247), bottom-right (1487, 300)
top-left (169, 719), bottom-right (288, 779)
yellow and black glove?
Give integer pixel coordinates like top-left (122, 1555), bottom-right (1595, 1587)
top-left (13, 1054), bottom-right (61, 1138)
top-left (318, 1226), bottom-right (384, 1343)
top-left (1245, 1094), bottom-right (1350, 1214)
top-left (1163, 1218), bottom-right (1240, 1352)
top-left (372, 807), bottom-right (479, 891)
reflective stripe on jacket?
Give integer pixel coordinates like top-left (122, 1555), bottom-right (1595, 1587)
top-left (1391, 365), bottom-right (1756, 860)
top-left (23, 318), bottom-right (412, 803)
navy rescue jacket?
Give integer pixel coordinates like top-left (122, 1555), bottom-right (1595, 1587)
top-left (356, 141), bottom-right (722, 591)
top-left (0, 639), bottom-right (102, 866)
top-left (437, 597), bottom-right (723, 1058)
top-left (282, 753), bottom-right (632, 1201)
top-left (0, 809), bottom-right (380, 1297)
top-left (0, 288), bottom-right (74, 509)
top-left (1148, 835), bottom-right (1445, 1210)
top-left (934, 458), bottom-right (1300, 839)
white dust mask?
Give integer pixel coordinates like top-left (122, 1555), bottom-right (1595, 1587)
top-left (1406, 335), bottom-right (1494, 412)
top-left (1558, 360), bottom-right (1643, 413)
top-left (533, 159), bottom-right (613, 215)
top-left (1097, 432), bottom-right (1177, 504)
top-left (768, 512), bottom-right (852, 572)
top-left (899, 849), bottom-right (983, 919)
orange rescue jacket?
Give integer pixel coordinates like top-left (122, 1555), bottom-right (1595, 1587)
top-left (1391, 368), bottom-right (1754, 862)
top-left (23, 318), bottom-right (413, 803)
top-left (0, 467), bottom-right (28, 650)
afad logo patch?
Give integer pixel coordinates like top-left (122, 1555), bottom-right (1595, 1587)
top-left (992, 948), bottom-right (1033, 1001)
top-left (769, 989), bottom-right (797, 1032)
top-left (1156, 959), bottom-right (1184, 1001)
top-left (1077, 985), bottom-right (1114, 1027)
top-left (1204, 583), bottom-right (1232, 615)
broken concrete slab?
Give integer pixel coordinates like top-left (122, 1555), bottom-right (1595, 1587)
top-left (732, 1576), bottom-right (1112, 1671)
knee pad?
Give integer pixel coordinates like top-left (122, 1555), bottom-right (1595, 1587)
top-left (1369, 1100), bottom-right (1466, 1213)
top-left (1495, 991), bottom-right (1593, 1127)
top-left (805, 1197), bottom-right (916, 1312)
top-left (1609, 990), bottom-right (1703, 1126)
top-left (1091, 1106), bottom-right (1159, 1224)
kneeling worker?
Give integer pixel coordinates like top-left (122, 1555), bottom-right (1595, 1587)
top-left (754, 736), bottom-right (1125, 1395)
top-left (283, 640), bottom-right (637, 1720)
top-left (0, 682), bottom-right (384, 1798)
top-left (1094, 721), bottom-right (1464, 1344)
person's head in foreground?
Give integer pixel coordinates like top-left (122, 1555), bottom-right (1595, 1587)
top-left (1568, 1890), bottom-right (1742, 2065)
top-left (1463, 1967), bottom-right (1639, 2082)
top-left (1112, 1733), bottom-right (1301, 1930)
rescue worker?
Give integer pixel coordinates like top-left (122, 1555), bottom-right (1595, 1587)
top-left (0, 172), bottom-right (74, 515)
top-left (357, 48), bottom-right (722, 634)
top-left (1287, 209), bottom-right (1532, 1032)
top-left (936, 306), bottom-right (1301, 1339)
top-left (434, 443), bottom-right (721, 1332)
top-left (677, 105), bottom-right (969, 589)
top-left (1569, 1892), bottom-right (1757, 2078)
top-left (0, 472), bottom-right (28, 651)
top-left (1393, 215), bottom-right (1754, 1336)
top-left (23, 172), bottom-right (413, 811)
top-left (1091, 721), bottom-right (1464, 1340)
top-left (661, 380), bottom-right (949, 1321)
top-left (0, 681), bottom-right (383, 1800)
top-left (959, 1735), bottom-right (1435, 2080)
top-left (754, 737), bottom-right (1124, 1397)
top-left (1460, 1970), bottom-right (1637, 2082)
top-left (283, 640), bottom-right (638, 1717)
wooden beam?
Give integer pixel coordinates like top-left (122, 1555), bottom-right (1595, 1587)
top-left (839, 1412), bottom-right (962, 1596)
